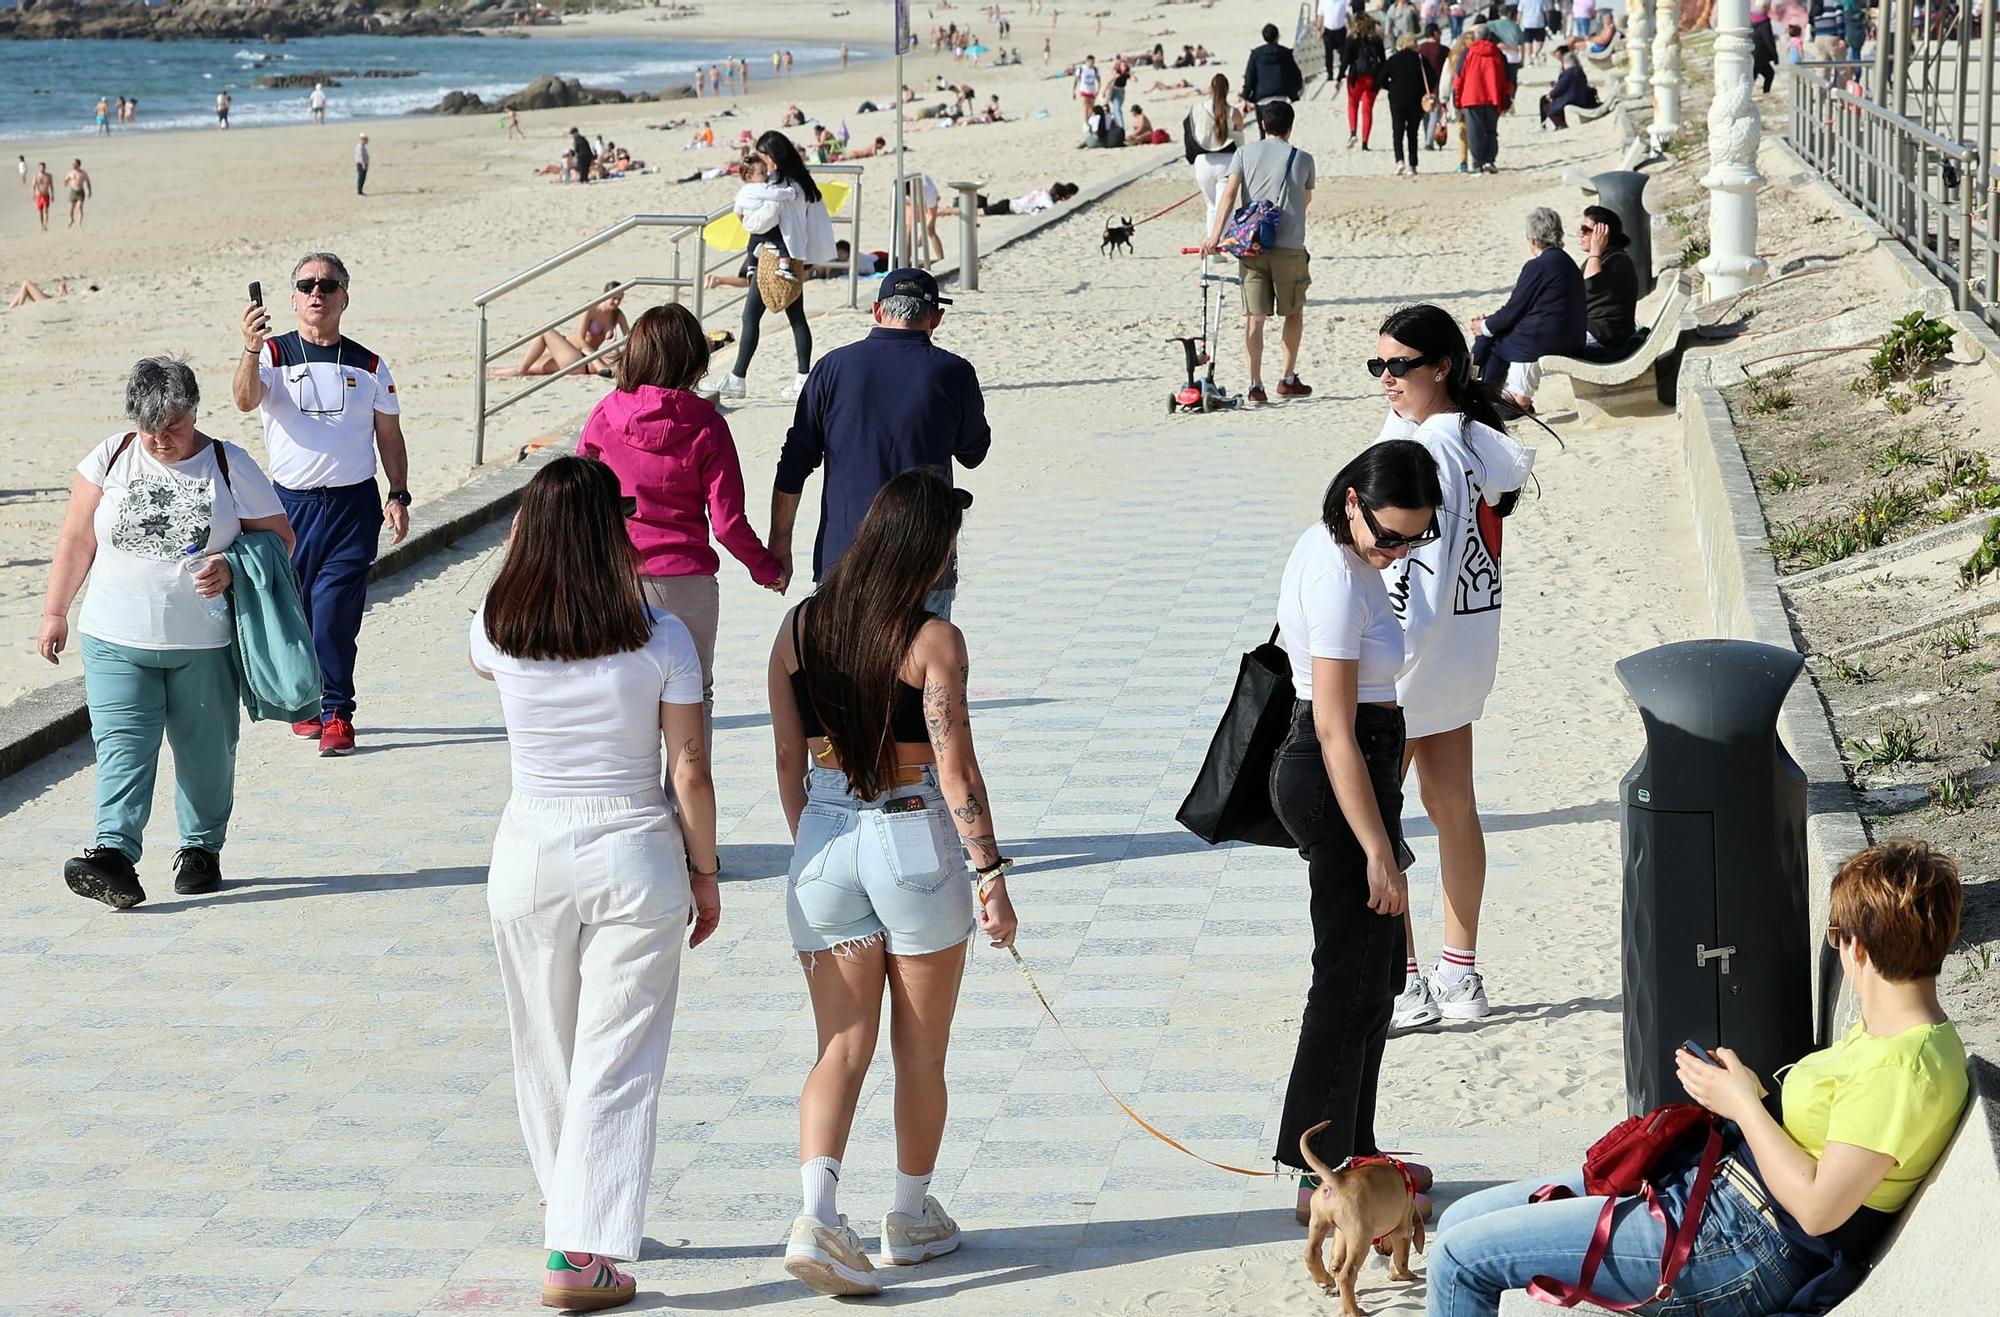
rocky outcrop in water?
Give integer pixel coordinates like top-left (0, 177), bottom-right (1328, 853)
top-left (0, 0), bottom-right (519, 41)
top-left (255, 69), bottom-right (425, 89)
top-left (414, 75), bottom-right (693, 114)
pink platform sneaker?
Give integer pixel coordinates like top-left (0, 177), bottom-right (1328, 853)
top-left (542, 1251), bottom-right (636, 1311)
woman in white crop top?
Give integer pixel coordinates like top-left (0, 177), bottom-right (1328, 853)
top-left (1269, 439), bottom-right (1444, 1223)
top-left (1368, 303), bottom-right (1536, 1037)
top-left (469, 456), bottom-right (720, 1313)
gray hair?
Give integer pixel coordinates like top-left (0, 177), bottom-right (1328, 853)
top-left (125, 355), bottom-right (200, 432)
top-left (876, 294), bottom-right (933, 324)
top-left (1526, 207), bottom-right (1565, 249)
top-left (291, 250), bottom-right (350, 286)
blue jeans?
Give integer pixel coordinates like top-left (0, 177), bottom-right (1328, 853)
top-left (1428, 1167), bottom-right (1818, 1317)
top-left (786, 765), bottom-right (976, 958)
top-left (278, 479), bottom-right (381, 719)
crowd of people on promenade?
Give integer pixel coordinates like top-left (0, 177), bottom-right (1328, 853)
top-left (27, 10), bottom-right (1967, 1317)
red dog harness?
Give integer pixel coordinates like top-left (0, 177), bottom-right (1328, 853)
top-left (1338, 1155), bottom-right (1421, 1246)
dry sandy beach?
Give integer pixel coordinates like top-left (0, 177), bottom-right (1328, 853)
top-left (0, 0), bottom-right (1237, 700)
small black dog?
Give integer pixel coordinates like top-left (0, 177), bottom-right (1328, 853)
top-left (1101, 216), bottom-right (1136, 256)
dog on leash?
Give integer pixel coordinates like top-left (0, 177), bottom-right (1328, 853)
top-left (1298, 1121), bottom-right (1424, 1317)
top-left (1101, 216), bottom-right (1135, 255)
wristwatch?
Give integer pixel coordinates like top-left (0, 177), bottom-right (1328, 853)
top-left (386, 489), bottom-right (413, 506)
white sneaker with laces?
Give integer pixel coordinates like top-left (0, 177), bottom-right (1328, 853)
top-left (784, 1214), bottom-right (882, 1296)
top-left (779, 371), bottom-right (810, 401)
top-left (1391, 975), bottom-right (1441, 1030)
top-left (881, 1195), bottom-right (961, 1265)
top-left (1431, 968), bottom-right (1491, 1021)
top-left (701, 372), bottom-right (746, 400)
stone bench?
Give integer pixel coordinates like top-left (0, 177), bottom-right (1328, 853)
top-left (1495, 1055), bottom-right (1999, 1315)
top-left (1538, 271), bottom-right (1694, 418)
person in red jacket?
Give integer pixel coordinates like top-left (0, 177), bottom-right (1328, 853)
top-left (1453, 25), bottom-right (1508, 174)
top-left (576, 303), bottom-right (787, 753)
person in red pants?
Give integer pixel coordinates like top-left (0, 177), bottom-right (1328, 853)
top-left (1344, 15), bottom-right (1387, 148)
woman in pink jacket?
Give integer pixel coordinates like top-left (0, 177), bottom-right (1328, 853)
top-left (577, 303), bottom-right (786, 749)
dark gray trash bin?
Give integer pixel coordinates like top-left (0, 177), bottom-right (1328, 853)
top-left (1615, 639), bottom-right (1811, 1116)
top-left (1591, 169), bottom-right (1655, 295)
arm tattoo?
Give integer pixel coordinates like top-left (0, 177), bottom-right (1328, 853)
top-left (953, 793), bottom-right (985, 825)
top-left (964, 833), bottom-right (1000, 865)
top-left (681, 736), bottom-right (702, 762)
top-left (923, 677), bottom-right (953, 753)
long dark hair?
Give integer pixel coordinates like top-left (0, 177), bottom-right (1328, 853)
top-left (484, 456), bottom-right (652, 661)
top-left (1378, 302), bottom-right (1512, 438)
top-left (801, 468), bottom-right (965, 799)
top-left (755, 130), bottom-right (822, 204)
top-left (1321, 439), bottom-right (1445, 546)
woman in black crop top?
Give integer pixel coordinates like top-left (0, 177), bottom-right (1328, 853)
top-left (765, 468), bottom-right (1019, 1297)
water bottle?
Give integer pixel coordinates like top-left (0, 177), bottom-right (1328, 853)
top-left (184, 543), bottom-right (229, 620)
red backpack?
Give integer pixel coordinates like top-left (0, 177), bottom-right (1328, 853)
top-left (1526, 1103), bottom-right (1725, 1310)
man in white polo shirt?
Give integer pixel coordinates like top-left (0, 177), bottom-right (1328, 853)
top-left (232, 251), bottom-right (411, 756)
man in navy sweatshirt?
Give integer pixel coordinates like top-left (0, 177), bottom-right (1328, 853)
top-left (770, 268), bottom-right (991, 616)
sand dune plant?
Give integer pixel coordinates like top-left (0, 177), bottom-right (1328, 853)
top-left (1766, 465), bottom-right (1810, 492)
top-left (1855, 311), bottom-right (1955, 394)
top-left (1844, 718), bottom-right (1927, 770)
top-left (1962, 518), bottom-right (2000, 586)
top-left (1932, 773), bottom-right (1977, 813)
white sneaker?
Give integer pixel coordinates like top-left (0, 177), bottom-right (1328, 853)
top-left (1396, 162), bottom-right (1409, 176)
top-left (1391, 976), bottom-right (1441, 1031)
top-left (779, 371), bottom-right (810, 401)
top-left (881, 1195), bottom-right (961, 1265)
top-left (701, 372), bottom-right (746, 400)
top-left (784, 1214), bottom-right (881, 1296)
top-left (1431, 968), bottom-right (1491, 1021)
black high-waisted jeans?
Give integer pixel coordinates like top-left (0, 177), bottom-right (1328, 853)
top-left (1268, 699), bottom-right (1409, 1172)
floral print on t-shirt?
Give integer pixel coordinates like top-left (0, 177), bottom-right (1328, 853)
top-left (109, 471), bottom-right (213, 562)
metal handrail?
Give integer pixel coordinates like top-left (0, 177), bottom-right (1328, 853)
top-left (471, 162), bottom-right (869, 466)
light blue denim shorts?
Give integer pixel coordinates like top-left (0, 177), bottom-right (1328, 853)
top-left (786, 765), bottom-right (977, 957)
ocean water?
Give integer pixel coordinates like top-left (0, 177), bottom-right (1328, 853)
top-left (0, 34), bottom-right (859, 140)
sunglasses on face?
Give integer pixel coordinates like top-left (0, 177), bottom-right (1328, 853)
top-left (1366, 353), bottom-right (1439, 379)
top-left (294, 277), bottom-right (345, 295)
top-left (1359, 502), bottom-right (1441, 550)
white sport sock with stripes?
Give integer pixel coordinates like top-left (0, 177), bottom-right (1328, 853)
top-left (1437, 946), bottom-right (1477, 986)
top-left (1404, 957), bottom-right (1422, 990)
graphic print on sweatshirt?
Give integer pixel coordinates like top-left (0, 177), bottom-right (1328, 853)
top-left (1453, 467), bottom-right (1502, 616)
top-left (111, 471), bottom-right (214, 562)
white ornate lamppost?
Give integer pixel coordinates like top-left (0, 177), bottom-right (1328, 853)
top-left (1626, 0), bottom-right (1655, 100)
top-left (1650, 0), bottom-right (1684, 146)
top-left (1698, 0), bottom-right (1769, 297)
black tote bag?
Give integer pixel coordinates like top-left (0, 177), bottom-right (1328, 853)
top-left (1176, 628), bottom-right (1298, 848)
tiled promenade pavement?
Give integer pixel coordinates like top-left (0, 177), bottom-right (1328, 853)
top-left (0, 395), bottom-right (1708, 1311)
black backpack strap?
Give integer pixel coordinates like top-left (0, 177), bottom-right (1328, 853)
top-left (208, 437), bottom-right (233, 493)
top-left (109, 431), bottom-right (136, 476)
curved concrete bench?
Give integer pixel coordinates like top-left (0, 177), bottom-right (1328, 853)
top-left (1494, 1054), bottom-right (2000, 1316)
top-left (1540, 271), bottom-right (1695, 418)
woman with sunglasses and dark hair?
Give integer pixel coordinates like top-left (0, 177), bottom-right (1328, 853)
top-left (767, 468), bottom-right (1018, 1297)
top-left (1271, 439), bottom-right (1444, 1225)
top-left (704, 130), bottom-right (839, 403)
top-left (471, 456), bottom-right (722, 1312)
top-left (1365, 305), bottom-right (1534, 1039)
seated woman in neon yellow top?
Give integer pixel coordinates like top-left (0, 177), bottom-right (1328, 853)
top-left (1428, 840), bottom-right (1969, 1317)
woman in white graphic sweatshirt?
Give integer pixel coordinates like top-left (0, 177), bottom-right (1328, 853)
top-left (1369, 303), bottom-right (1536, 1030)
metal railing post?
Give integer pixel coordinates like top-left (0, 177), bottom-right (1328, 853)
top-left (473, 307), bottom-right (488, 468)
top-left (948, 180), bottom-right (983, 291)
top-left (848, 170), bottom-right (863, 309)
top-left (693, 230), bottom-right (707, 325)
top-left (1983, 0), bottom-right (1997, 316)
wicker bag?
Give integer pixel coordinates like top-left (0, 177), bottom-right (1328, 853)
top-left (756, 248), bottom-right (803, 312)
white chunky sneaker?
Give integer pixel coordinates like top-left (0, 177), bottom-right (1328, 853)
top-left (779, 371), bottom-right (810, 401)
top-left (1391, 975), bottom-right (1442, 1031)
top-left (784, 1214), bottom-right (881, 1295)
top-left (881, 1195), bottom-right (961, 1265)
top-left (1431, 968), bottom-right (1491, 1021)
top-left (701, 372), bottom-right (746, 400)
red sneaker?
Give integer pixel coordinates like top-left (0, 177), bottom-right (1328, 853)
top-left (319, 715), bottom-right (356, 757)
top-left (1276, 377), bottom-right (1314, 398)
top-left (1247, 384), bottom-right (1269, 405)
top-left (291, 716), bottom-right (324, 739)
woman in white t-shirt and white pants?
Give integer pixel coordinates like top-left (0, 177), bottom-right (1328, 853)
top-left (38, 356), bottom-right (292, 910)
top-left (1368, 304), bottom-right (1535, 1031)
top-left (1186, 73), bottom-right (1244, 235)
top-left (1269, 439), bottom-right (1444, 1220)
top-left (470, 457), bottom-right (722, 1313)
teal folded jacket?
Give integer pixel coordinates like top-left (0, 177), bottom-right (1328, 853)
top-left (221, 530), bottom-right (322, 723)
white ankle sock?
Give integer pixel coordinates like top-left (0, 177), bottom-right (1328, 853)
top-left (1438, 946), bottom-right (1477, 986)
top-left (1403, 957), bottom-right (1421, 990)
top-left (801, 1156), bottom-right (840, 1225)
top-left (891, 1169), bottom-right (932, 1219)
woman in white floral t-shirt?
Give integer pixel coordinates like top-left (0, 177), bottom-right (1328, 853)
top-left (38, 356), bottom-right (292, 910)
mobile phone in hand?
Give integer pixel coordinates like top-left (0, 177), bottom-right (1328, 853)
top-left (1683, 1039), bottom-right (1721, 1067)
top-left (248, 280), bottom-right (262, 306)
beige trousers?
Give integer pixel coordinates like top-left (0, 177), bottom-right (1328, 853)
top-left (641, 574), bottom-right (719, 757)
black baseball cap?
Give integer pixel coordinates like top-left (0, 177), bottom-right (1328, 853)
top-left (877, 267), bottom-right (953, 308)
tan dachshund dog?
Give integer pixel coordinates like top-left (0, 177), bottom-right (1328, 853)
top-left (1298, 1121), bottom-right (1424, 1317)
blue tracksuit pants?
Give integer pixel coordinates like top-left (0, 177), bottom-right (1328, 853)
top-left (277, 479), bottom-right (381, 720)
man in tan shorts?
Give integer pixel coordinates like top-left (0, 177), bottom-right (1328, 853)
top-left (1201, 100), bottom-right (1316, 404)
